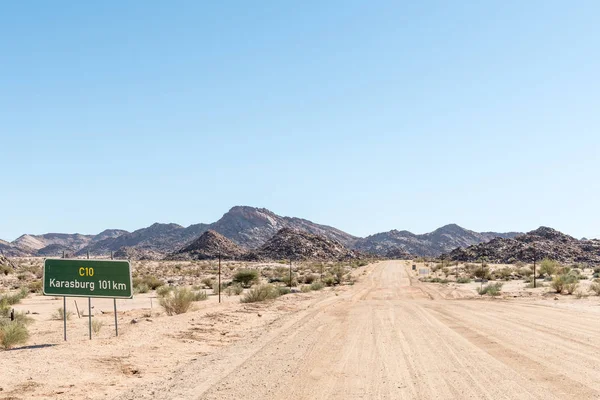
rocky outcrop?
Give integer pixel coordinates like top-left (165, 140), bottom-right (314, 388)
top-left (447, 227), bottom-right (600, 265)
top-left (113, 246), bottom-right (163, 261)
top-left (247, 228), bottom-right (360, 261)
top-left (355, 224), bottom-right (521, 257)
top-left (169, 230), bottom-right (244, 260)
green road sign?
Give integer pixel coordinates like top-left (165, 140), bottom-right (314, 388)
top-left (43, 259), bottom-right (133, 299)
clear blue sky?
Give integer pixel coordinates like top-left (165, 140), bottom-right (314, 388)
top-left (1, 1), bottom-right (599, 241)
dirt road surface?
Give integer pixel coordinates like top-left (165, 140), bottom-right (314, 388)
top-left (118, 260), bottom-right (600, 400)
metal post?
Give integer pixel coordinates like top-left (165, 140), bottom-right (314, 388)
top-left (114, 299), bottom-right (118, 337)
top-left (88, 297), bottom-right (92, 340)
top-left (88, 251), bottom-right (91, 339)
top-left (63, 297), bottom-right (67, 341)
top-left (289, 259), bottom-right (292, 289)
top-left (533, 244), bottom-right (537, 289)
top-left (111, 251), bottom-right (118, 336)
top-left (218, 249), bottom-right (222, 304)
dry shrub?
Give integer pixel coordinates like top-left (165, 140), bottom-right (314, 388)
top-left (160, 288), bottom-right (195, 315)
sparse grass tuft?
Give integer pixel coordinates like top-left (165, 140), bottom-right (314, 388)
top-left (91, 319), bottom-right (104, 334)
top-left (0, 321), bottom-right (29, 349)
top-left (52, 307), bottom-right (73, 320)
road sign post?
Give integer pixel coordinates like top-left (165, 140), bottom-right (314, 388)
top-left (43, 258), bottom-right (133, 340)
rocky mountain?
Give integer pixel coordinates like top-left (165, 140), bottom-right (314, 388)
top-left (169, 230), bottom-right (244, 260)
top-left (246, 228), bottom-right (360, 261)
top-left (76, 223), bottom-right (208, 256)
top-left (70, 206), bottom-right (356, 257)
top-left (7, 230), bottom-right (129, 256)
top-left (447, 227), bottom-right (600, 265)
top-left (355, 224), bottom-right (520, 257)
top-left (208, 206), bottom-right (358, 249)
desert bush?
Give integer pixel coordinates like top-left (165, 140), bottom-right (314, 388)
top-left (0, 265), bottom-right (11, 276)
top-left (540, 258), bottom-right (560, 277)
top-left (201, 277), bottom-right (214, 289)
top-left (477, 282), bottom-right (503, 296)
top-left (133, 276), bottom-right (165, 291)
top-left (278, 286), bottom-right (291, 296)
top-left (0, 321), bottom-right (29, 350)
top-left (135, 283), bottom-right (150, 294)
top-left (575, 290), bottom-right (588, 299)
top-left (310, 281), bottom-right (325, 291)
top-left (496, 268), bottom-right (512, 280)
top-left (589, 283), bottom-right (600, 296)
top-left (550, 275), bottom-right (566, 293)
top-left (233, 269), bottom-right (259, 288)
top-left (323, 275), bottom-right (335, 287)
top-left (518, 267), bottom-right (533, 277)
top-left (192, 290), bottom-right (208, 301)
top-left (91, 319), bottom-right (104, 334)
top-left (301, 285), bottom-right (311, 293)
top-left (52, 307), bottom-right (73, 320)
top-left (515, 261), bottom-right (526, 269)
top-left (225, 284), bottom-right (243, 296)
top-left (473, 266), bottom-right (490, 280)
top-left (160, 288), bottom-right (195, 315)
top-left (240, 285), bottom-right (280, 303)
top-left (331, 266), bottom-right (346, 285)
top-left (303, 274), bottom-right (317, 284)
top-left (27, 281), bottom-right (42, 294)
top-left (564, 280), bottom-right (579, 295)
top-left (156, 285), bottom-right (172, 297)
top-left (550, 274), bottom-right (578, 294)
top-left (456, 277), bottom-right (471, 284)
top-left (0, 289), bottom-right (28, 306)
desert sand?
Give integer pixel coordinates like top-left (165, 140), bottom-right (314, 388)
top-left (2, 260), bottom-right (600, 399)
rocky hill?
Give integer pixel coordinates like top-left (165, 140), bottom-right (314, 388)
top-left (0, 254), bottom-right (15, 270)
top-left (169, 230), bottom-right (244, 260)
top-left (355, 224), bottom-right (520, 257)
top-left (76, 223), bottom-right (208, 256)
top-left (69, 206), bottom-right (357, 257)
top-left (447, 227), bottom-right (600, 265)
top-left (208, 206), bottom-right (358, 249)
top-left (8, 230), bottom-right (129, 256)
top-left (246, 228), bottom-right (360, 261)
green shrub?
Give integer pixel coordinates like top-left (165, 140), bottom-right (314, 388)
top-left (310, 281), bottom-right (325, 291)
top-left (331, 266), bottom-right (346, 285)
top-left (456, 277), bottom-right (471, 284)
top-left (240, 285), bottom-right (280, 303)
top-left (0, 321), bottom-right (29, 349)
top-left (303, 274), bottom-right (317, 284)
top-left (551, 274), bottom-right (578, 294)
top-left (233, 269), bottom-right (259, 288)
top-left (477, 282), bottom-right (503, 296)
top-left (540, 258), bottom-right (560, 277)
top-left (301, 285), bottom-right (312, 293)
top-left (323, 275), bottom-right (335, 287)
top-left (160, 288), bottom-right (195, 315)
